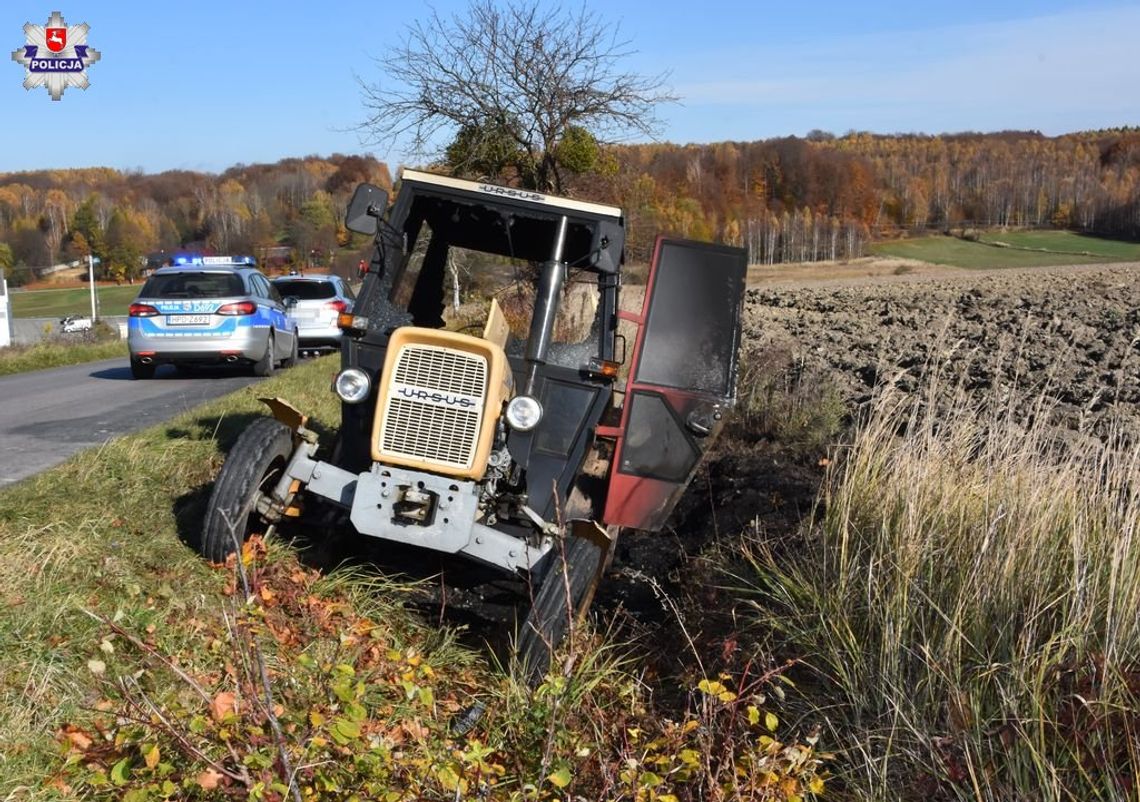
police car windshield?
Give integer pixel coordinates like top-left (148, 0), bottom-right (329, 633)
top-left (142, 272), bottom-right (245, 299)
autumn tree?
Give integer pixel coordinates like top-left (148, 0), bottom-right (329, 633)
top-left (289, 191), bottom-right (338, 268)
top-left (358, 0), bottom-right (674, 193)
top-left (71, 197), bottom-right (106, 263)
top-left (0, 242), bottom-right (12, 275)
top-left (104, 206), bottom-right (155, 283)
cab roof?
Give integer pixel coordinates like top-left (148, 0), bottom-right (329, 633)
top-left (391, 170), bottom-right (626, 273)
top-left (399, 169), bottom-right (623, 221)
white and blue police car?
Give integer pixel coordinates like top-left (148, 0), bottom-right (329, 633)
top-left (127, 256), bottom-right (299, 379)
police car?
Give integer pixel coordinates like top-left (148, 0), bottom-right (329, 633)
top-left (127, 256), bottom-right (299, 379)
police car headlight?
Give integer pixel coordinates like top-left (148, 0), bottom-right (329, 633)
top-left (334, 368), bottom-right (371, 404)
top-left (505, 395), bottom-right (542, 431)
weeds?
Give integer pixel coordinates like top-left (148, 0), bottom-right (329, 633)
top-left (733, 376), bottom-right (1140, 800)
top-left (733, 346), bottom-right (845, 454)
top-left (51, 534), bottom-right (827, 800)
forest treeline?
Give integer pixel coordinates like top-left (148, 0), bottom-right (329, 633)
top-left (1, 128), bottom-right (1139, 284)
top-left (587, 128), bottom-right (1140, 263)
top-left (0, 155), bottom-right (394, 285)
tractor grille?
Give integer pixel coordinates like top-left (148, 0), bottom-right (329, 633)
top-left (379, 344), bottom-right (488, 471)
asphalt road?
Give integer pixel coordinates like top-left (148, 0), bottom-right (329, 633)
top-left (0, 358), bottom-right (261, 487)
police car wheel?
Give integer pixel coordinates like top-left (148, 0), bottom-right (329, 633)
top-left (282, 333), bottom-right (299, 368)
top-left (130, 359), bottom-right (155, 380)
top-left (253, 333), bottom-right (276, 377)
top-left (200, 417), bottom-right (293, 563)
top-left (516, 533), bottom-right (608, 686)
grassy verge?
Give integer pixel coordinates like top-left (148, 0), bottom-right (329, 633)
top-left (0, 356), bottom-right (826, 800)
top-left (10, 285), bottom-right (142, 319)
top-left (870, 231), bottom-right (1140, 268)
top-left (733, 379), bottom-right (1140, 800)
top-left (0, 336), bottom-right (127, 377)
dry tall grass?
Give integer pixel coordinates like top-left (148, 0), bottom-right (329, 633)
top-left (738, 376), bottom-right (1140, 800)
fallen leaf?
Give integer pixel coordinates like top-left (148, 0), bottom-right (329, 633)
top-left (143, 743), bottom-right (160, 769)
top-left (196, 768), bottom-right (224, 790)
top-left (402, 719), bottom-right (428, 741)
top-left (110, 757), bottom-right (130, 785)
top-left (87, 658), bottom-right (106, 676)
top-left (210, 691), bottom-right (236, 722)
top-left (548, 767), bottom-right (572, 788)
top-left (61, 726), bottom-right (92, 751)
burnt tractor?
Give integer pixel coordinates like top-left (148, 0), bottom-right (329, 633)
top-left (201, 170), bottom-right (746, 680)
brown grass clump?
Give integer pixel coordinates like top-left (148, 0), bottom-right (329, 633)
top-left (735, 373), bottom-right (1140, 800)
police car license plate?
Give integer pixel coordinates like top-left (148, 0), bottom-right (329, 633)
top-left (167, 314), bottom-right (212, 326)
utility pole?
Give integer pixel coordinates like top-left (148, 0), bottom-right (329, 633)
top-left (88, 253), bottom-right (97, 320)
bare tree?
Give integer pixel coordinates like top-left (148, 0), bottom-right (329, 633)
top-left (358, 0), bottom-right (675, 194)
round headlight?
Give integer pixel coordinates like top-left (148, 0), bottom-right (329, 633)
top-left (505, 395), bottom-right (543, 431)
top-left (334, 368), bottom-right (371, 403)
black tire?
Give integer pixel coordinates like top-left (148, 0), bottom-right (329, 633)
top-left (200, 417), bottom-right (293, 563)
top-left (281, 332), bottom-right (299, 369)
top-left (517, 533), bottom-right (608, 685)
top-left (253, 332), bottom-right (275, 377)
top-left (130, 359), bottom-right (155, 380)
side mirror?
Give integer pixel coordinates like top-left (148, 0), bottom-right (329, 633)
top-left (345, 183), bottom-right (388, 236)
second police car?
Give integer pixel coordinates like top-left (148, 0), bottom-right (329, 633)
top-left (126, 256), bottom-right (299, 379)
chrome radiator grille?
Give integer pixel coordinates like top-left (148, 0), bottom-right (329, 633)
top-left (379, 344), bottom-right (488, 470)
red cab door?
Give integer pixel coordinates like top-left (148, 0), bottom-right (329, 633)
top-left (602, 236), bottom-right (747, 531)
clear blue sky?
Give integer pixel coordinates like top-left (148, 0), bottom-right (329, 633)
top-left (2, 0), bottom-right (1137, 174)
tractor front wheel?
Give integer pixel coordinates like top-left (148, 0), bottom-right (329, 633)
top-left (517, 528), bottom-right (613, 685)
top-left (200, 417), bottom-right (293, 563)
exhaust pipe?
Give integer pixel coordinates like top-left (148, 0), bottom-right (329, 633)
top-left (225, 355), bottom-right (238, 363)
top-left (140, 356), bottom-right (153, 364)
top-left (524, 215), bottom-right (568, 395)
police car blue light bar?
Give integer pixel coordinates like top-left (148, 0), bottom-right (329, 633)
top-left (201, 256), bottom-right (255, 265)
top-left (170, 255), bottom-right (256, 266)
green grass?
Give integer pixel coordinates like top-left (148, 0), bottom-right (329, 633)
top-left (0, 337), bottom-right (127, 377)
top-left (0, 355), bottom-right (825, 799)
top-left (0, 357), bottom-right (341, 793)
top-left (870, 231), bottom-right (1140, 268)
top-left (10, 284), bottom-right (142, 318)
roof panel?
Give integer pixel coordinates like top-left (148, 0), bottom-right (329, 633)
top-left (399, 169), bottom-right (623, 221)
